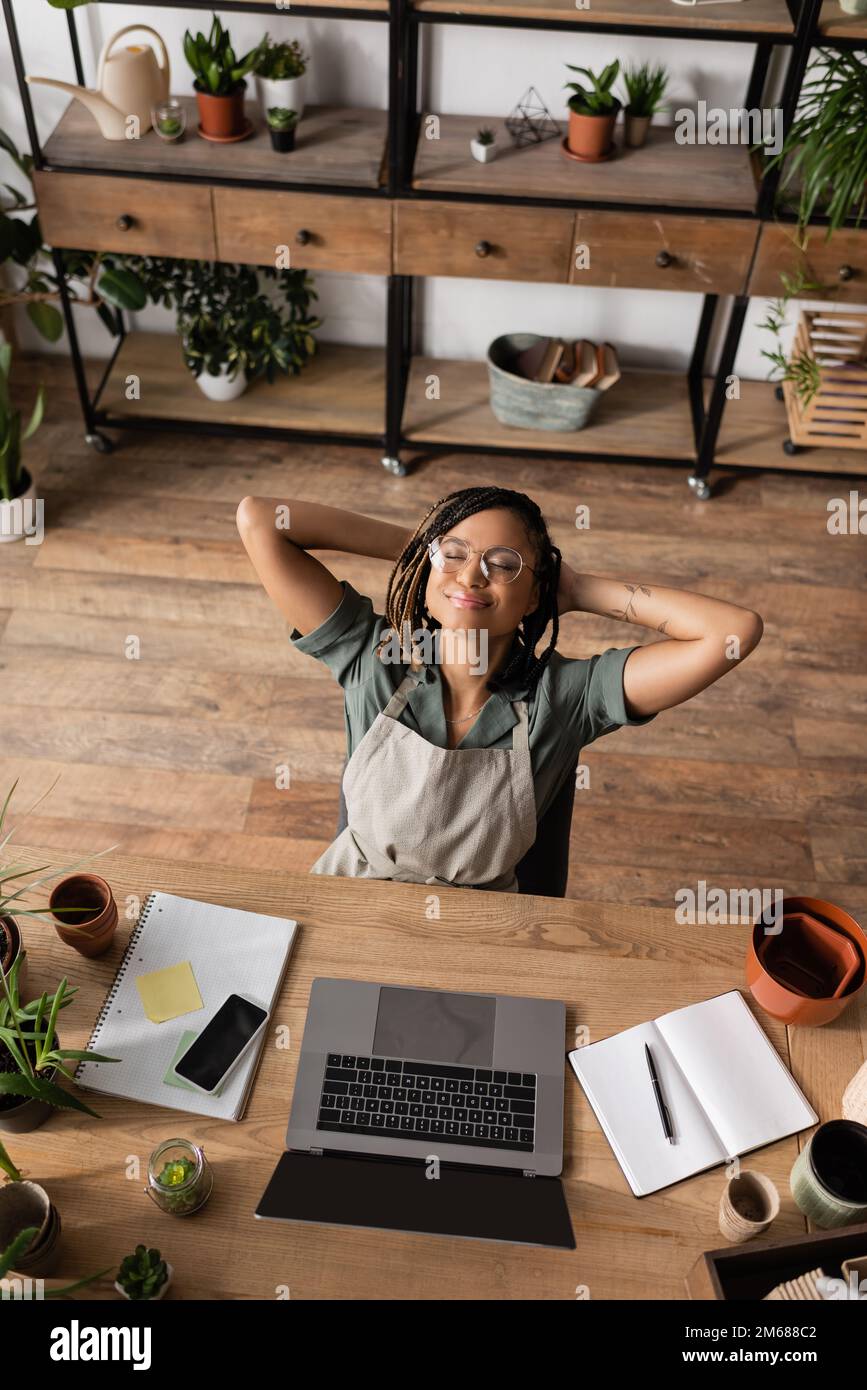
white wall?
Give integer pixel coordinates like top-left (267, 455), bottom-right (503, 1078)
top-left (1, 4), bottom-right (859, 377)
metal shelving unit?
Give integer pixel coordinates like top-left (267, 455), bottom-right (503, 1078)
top-left (3, 0), bottom-right (864, 494)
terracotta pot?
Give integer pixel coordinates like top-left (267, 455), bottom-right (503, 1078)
top-left (567, 103), bottom-right (619, 161)
top-left (49, 873), bottom-right (118, 958)
top-left (746, 895), bottom-right (866, 1026)
top-left (195, 83), bottom-right (247, 139)
top-left (623, 110), bottom-right (651, 149)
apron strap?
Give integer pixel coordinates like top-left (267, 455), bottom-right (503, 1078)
top-left (383, 672), bottom-right (530, 750)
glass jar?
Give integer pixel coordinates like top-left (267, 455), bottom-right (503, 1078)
top-left (146, 1139), bottom-right (212, 1216)
top-left (152, 99), bottom-right (186, 143)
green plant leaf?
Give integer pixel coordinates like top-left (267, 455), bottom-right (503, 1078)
top-left (96, 266), bottom-right (147, 311)
top-left (0, 1228), bottom-right (40, 1281)
top-left (25, 301), bottom-right (63, 342)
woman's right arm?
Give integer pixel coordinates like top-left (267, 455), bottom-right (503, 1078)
top-left (235, 497), bottom-right (412, 635)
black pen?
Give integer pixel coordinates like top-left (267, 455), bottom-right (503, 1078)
top-left (645, 1043), bottom-right (674, 1144)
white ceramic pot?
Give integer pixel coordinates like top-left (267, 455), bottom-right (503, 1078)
top-left (195, 366), bottom-right (248, 402)
top-left (0, 472), bottom-right (37, 544)
top-left (257, 74), bottom-right (305, 123)
top-left (470, 139), bottom-right (497, 164)
top-left (114, 1262), bottom-right (173, 1301)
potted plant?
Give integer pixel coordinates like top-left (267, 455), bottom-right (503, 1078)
top-left (470, 127), bottom-right (497, 164)
top-left (0, 956), bottom-right (119, 1133)
top-left (0, 1178), bottom-right (61, 1275)
top-left (766, 49), bottom-right (867, 235)
top-left (183, 14), bottom-right (264, 142)
top-left (152, 98), bottom-right (186, 143)
top-left (0, 343), bottom-right (43, 545)
top-left (622, 62), bottom-right (668, 149)
top-left (117, 257), bottom-right (320, 403)
top-left (255, 36), bottom-right (308, 122)
top-left (115, 1244), bottom-right (172, 1301)
top-left (564, 60), bottom-right (621, 162)
top-left (267, 106), bottom-right (298, 153)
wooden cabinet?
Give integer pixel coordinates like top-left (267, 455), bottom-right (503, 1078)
top-left (749, 224), bottom-right (867, 302)
top-left (395, 200), bottom-right (574, 282)
top-left (214, 190), bottom-right (392, 275)
top-left (569, 211), bottom-right (758, 295)
top-left (33, 171), bottom-right (216, 259)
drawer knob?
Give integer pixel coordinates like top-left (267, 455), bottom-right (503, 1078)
top-left (116, 214), bottom-right (134, 231)
top-left (655, 250), bottom-right (675, 269)
top-left (838, 264), bottom-right (855, 282)
top-left (295, 229), bottom-right (311, 246)
top-left (475, 240), bottom-right (492, 259)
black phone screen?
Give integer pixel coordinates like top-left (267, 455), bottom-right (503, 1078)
top-left (174, 995), bottom-right (267, 1091)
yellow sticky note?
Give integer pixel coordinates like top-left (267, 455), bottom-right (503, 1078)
top-left (136, 961), bottom-right (203, 1024)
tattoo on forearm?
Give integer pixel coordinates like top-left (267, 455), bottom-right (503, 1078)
top-left (611, 583), bottom-right (651, 624)
top-left (657, 620), bottom-right (669, 635)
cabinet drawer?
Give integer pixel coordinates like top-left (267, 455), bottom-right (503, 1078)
top-left (395, 201), bottom-right (573, 283)
top-left (569, 211), bottom-right (758, 294)
top-left (33, 171), bottom-right (216, 259)
top-left (214, 190), bottom-right (391, 275)
top-left (749, 224), bottom-right (867, 302)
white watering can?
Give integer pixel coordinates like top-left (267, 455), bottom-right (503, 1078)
top-left (27, 25), bottom-right (170, 141)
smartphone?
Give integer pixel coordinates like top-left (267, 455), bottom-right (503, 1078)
top-left (173, 994), bottom-right (269, 1094)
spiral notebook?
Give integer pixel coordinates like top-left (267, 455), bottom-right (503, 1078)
top-left (76, 891), bottom-right (299, 1121)
top-left (568, 990), bottom-right (817, 1196)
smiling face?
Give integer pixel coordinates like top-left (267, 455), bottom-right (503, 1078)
top-left (424, 507), bottom-right (540, 640)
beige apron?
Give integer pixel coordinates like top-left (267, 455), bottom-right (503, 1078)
top-left (311, 670), bottom-right (537, 892)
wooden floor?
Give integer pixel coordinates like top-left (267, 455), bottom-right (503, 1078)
top-left (2, 354), bottom-right (866, 927)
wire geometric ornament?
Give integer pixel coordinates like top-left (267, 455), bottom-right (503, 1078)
top-left (504, 87), bottom-right (561, 148)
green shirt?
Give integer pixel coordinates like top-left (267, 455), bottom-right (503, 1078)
top-left (291, 581), bottom-right (655, 820)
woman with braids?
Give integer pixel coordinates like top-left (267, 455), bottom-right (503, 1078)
top-left (236, 486), bottom-right (762, 892)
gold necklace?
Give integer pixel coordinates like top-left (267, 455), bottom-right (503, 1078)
top-left (444, 702), bottom-right (488, 724)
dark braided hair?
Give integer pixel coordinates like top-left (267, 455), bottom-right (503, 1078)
top-left (380, 486), bottom-right (561, 692)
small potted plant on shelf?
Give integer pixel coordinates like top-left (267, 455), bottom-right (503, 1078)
top-left (267, 106), bottom-right (298, 153)
top-left (470, 127), bottom-right (497, 164)
top-left (255, 35), bottom-right (308, 121)
top-left (183, 14), bottom-right (264, 142)
top-left (564, 59), bottom-right (621, 162)
top-left (152, 98), bottom-right (186, 143)
top-left (621, 62), bottom-right (668, 149)
top-left (115, 1244), bottom-right (172, 1301)
top-left (0, 344), bottom-right (44, 546)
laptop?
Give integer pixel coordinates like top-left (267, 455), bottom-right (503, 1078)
top-left (255, 978), bottom-right (575, 1248)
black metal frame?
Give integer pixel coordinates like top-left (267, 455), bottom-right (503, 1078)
top-left (3, 0), bottom-right (864, 487)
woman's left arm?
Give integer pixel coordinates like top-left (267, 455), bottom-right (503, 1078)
top-left (559, 565), bottom-right (763, 718)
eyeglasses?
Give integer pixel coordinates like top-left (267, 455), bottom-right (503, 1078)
top-left (428, 535), bottom-right (537, 585)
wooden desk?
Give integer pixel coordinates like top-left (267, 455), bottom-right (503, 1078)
top-left (6, 846), bottom-right (864, 1301)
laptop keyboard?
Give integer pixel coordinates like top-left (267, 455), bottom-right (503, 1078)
top-left (316, 1053), bottom-right (536, 1153)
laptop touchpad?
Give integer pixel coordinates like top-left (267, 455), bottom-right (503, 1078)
top-left (373, 987), bottom-right (495, 1066)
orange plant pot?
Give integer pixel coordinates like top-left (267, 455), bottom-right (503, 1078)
top-left (746, 895), bottom-right (866, 1026)
top-left (195, 83), bottom-right (247, 139)
top-left (566, 104), bottom-right (619, 161)
top-left (49, 873), bottom-right (119, 959)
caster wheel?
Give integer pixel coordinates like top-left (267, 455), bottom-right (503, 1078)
top-left (381, 455), bottom-right (408, 477)
top-left (774, 385), bottom-right (785, 402)
top-left (687, 474), bottom-right (712, 501)
top-left (783, 439), bottom-right (800, 456)
top-left (86, 431), bottom-right (114, 454)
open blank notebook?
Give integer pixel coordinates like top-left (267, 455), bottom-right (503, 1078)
top-left (76, 891), bottom-right (299, 1121)
top-left (568, 990), bottom-right (817, 1197)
